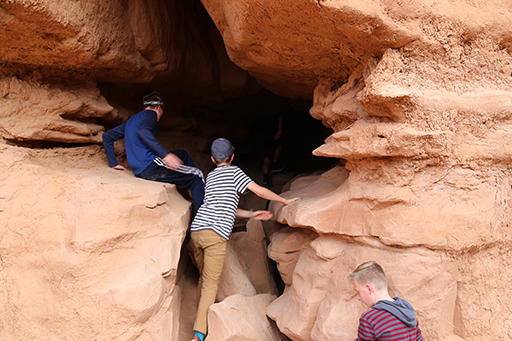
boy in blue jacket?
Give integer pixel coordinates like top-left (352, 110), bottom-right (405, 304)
top-left (102, 92), bottom-right (205, 211)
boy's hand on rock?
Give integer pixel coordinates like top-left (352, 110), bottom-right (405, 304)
top-left (284, 197), bottom-right (302, 205)
top-left (251, 210), bottom-right (273, 221)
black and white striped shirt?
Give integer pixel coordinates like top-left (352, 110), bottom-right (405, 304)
top-left (190, 165), bottom-right (253, 240)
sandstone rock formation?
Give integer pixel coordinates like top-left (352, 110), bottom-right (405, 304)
top-left (0, 144), bottom-right (192, 340)
top-left (0, 76), bottom-right (117, 143)
top-left (202, 0), bottom-right (512, 340)
top-left (0, 0), bottom-right (258, 144)
top-left (207, 294), bottom-right (287, 341)
top-left (2, 0), bottom-right (512, 340)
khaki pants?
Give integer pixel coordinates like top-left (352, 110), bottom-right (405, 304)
top-left (191, 229), bottom-right (227, 334)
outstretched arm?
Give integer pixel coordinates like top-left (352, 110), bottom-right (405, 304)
top-left (247, 182), bottom-right (302, 205)
top-left (102, 122), bottom-right (126, 169)
top-left (236, 208), bottom-right (273, 221)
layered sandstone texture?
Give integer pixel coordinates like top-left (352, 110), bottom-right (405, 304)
top-left (203, 0), bottom-right (512, 340)
top-left (0, 0), bottom-right (256, 144)
top-left (2, 0), bottom-right (512, 341)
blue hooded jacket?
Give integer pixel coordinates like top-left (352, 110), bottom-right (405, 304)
top-left (373, 297), bottom-right (418, 327)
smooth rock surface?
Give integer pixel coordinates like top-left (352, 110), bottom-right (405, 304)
top-left (207, 294), bottom-right (288, 341)
top-left (0, 144), bottom-right (191, 340)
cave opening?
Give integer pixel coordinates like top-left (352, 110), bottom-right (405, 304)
top-left (97, 0), bottom-right (337, 190)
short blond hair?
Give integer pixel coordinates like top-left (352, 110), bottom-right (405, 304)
top-left (348, 261), bottom-right (388, 291)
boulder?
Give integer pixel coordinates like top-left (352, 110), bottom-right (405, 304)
top-left (207, 294), bottom-right (287, 341)
top-left (0, 143), bottom-right (192, 340)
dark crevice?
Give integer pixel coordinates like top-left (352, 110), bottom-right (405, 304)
top-left (5, 139), bottom-right (95, 149)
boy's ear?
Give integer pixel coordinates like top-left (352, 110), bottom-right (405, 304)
top-left (230, 154), bottom-right (234, 162)
top-left (211, 156), bottom-right (216, 164)
top-left (366, 283), bottom-right (375, 295)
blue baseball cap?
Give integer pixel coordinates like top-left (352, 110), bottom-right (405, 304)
top-left (211, 138), bottom-right (234, 159)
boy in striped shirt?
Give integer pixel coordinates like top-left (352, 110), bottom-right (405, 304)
top-left (349, 261), bottom-right (423, 341)
top-left (189, 138), bottom-right (302, 341)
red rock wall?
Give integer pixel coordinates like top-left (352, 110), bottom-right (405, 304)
top-left (201, 0), bottom-right (512, 340)
top-left (0, 0), bottom-right (256, 144)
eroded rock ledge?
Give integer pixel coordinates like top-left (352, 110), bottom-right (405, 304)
top-left (203, 1), bottom-right (512, 339)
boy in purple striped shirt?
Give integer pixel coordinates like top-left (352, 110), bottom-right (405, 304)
top-left (349, 261), bottom-right (423, 341)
